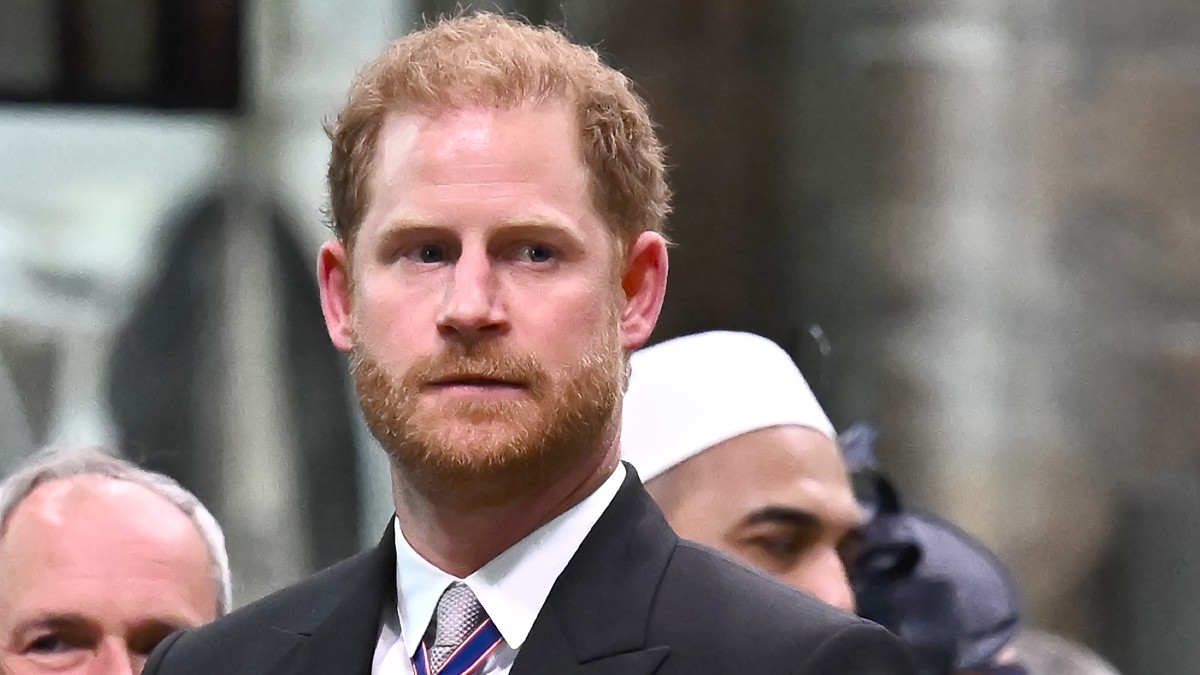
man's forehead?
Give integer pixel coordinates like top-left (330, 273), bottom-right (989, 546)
top-left (11, 475), bottom-right (169, 522)
top-left (714, 425), bottom-right (849, 473)
top-left (375, 102), bottom-right (577, 166)
top-left (364, 103), bottom-right (595, 238)
top-left (1, 476), bottom-right (199, 556)
top-left (0, 476), bottom-right (218, 623)
top-left (697, 426), bottom-right (863, 525)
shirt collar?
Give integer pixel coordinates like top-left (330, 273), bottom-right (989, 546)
top-left (393, 463), bottom-right (626, 657)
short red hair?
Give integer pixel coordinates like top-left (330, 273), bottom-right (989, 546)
top-left (324, 12), bottom-right (671, 250)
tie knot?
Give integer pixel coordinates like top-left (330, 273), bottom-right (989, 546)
top-left (427, 582), bottom-right (488, 672)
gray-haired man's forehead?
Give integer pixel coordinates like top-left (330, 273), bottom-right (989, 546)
top-left (0, 444), bottom-right (234, 616)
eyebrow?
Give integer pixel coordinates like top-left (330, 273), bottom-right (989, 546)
top-left (382, 215), bottom-right (575, 231)
top-left (379, 216), bottom-right (587, 252)
top-left (13, 613), bottom-right (193, 636)
top-left (377, 218), bottom-right (442, 241)
top-left (12, 613), bottom-right (90, 635)
top-left (496, 218), bottom-right (586, 247)
top-left (742, 507), bottom-right (821, 529)
top-left (495, 215), bottom-right (571, 230)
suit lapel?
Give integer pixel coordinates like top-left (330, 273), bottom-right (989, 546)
top-left (513, 464), bottom-right (676, 675)
top-left (251, 469), bottom-right (674, 675)
top-left (265, 519), bottom-right (399, 675)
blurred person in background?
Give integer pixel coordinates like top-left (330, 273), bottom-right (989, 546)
top-left (844, 425), bottom-right (1122, 675)
top-left (620, 331), bottom-right (1115, 674)
top-left (143, 12), bottom-right (915, 675)
top-left (1010, 630), bottom-right (1121, 675)
top-left (0, 445), bottom-right (230, 675)
top-left (843, 424), bottom-right (1023, 674)
top-left (621, 330), bottom-right (862, 612)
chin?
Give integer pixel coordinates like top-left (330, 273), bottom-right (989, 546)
top-left (390, 413), bottom-right (544, 473)
top-left (425, 427), bottom-right (533, 470)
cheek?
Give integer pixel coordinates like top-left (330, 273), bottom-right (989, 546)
top-left (353, 284), bottom-right (434, 340)
top-left (357, 277), bottom-right (422, 313)
top-left (518, 288), bottom-right (613, 342)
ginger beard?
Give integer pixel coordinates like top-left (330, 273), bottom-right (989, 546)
top-left (350, 314), bottom-right (625, 503)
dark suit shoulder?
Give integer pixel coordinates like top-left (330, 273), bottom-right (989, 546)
top-left (144, 547), bottom-right (386, 674)
top-left (208, 545), bottom-right (379, 633)
top-left (650, 541), bottom-right (916, 674)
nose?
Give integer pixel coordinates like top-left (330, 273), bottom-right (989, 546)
top-left (436, 247), bottom-right (506, 342)
top-left (788, 546), bottom-right (857, 613)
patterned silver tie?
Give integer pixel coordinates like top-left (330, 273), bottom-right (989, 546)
top-left (426, 582), bottom-right (488, 673)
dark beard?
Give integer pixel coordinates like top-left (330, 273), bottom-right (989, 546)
top-left (350, 330), bottom-right (624, 506)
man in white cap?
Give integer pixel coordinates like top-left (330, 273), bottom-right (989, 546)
top-left (622, 330), bottom-right (863, 612)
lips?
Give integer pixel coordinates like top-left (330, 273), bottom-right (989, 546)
top-left (426, 375), bottom-right (526, 388)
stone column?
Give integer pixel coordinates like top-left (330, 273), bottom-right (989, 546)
top-left (785, 2), bottom-right (1200, 665)
top-left (782, 0), bottom-right (1112, 640)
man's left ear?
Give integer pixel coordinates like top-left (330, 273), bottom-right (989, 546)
top-left (617, 232), bottom-right (669, 351)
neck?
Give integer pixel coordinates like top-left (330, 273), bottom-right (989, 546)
top-left (391, 443), bottom-right (620, 578)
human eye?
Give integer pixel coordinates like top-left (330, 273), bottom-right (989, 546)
top-left (747, 532), bottom-right (807, 564)
top-left (27, 633), bottom-right (71, 654)
top-left (19, 621), bottom-right (96, 659)
top-left (515, 243), bottom-right (556, 265)
top-left (21, 629), bottom-right (91, 668)
top-left (410, 243), bottom-right (448, 264)
top-left (739, 522), bottom-right (821, 571)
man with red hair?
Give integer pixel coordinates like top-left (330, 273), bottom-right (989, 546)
top-left (145, 13), bottom-right (915, 675)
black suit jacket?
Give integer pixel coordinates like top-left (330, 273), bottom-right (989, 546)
top-left (144, 466), bottom-right (916, 674)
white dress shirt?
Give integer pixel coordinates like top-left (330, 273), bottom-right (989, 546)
top-left (372, 464), bottom-right (626, 675)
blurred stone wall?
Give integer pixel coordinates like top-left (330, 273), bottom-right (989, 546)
top-left (557, 0), bottom-right (807, 346)
top-left (783, 1), bottom-right (1200, 670)
top-left (1038, 2), bottom-right (1200, 670)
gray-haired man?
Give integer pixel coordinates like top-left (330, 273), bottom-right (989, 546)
top-left (0, 445), bottom-right (230, 675)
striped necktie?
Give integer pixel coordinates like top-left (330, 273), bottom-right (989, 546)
top-left (417, 582), bottom-right (503, 675)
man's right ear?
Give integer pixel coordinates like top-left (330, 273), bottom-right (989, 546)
top-left (317, 240), bottom-right (354, 352)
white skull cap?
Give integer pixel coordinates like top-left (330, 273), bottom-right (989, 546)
top-left (620, 331), bottom-right (836, 482)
